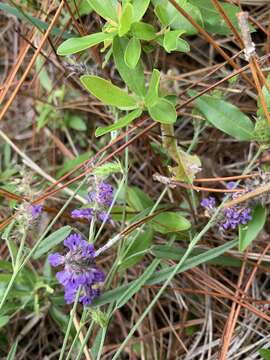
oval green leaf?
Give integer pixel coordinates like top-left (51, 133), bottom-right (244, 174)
top-left (119, 3), bottom-right (133, 37)
top-left (145, 69), bottom-right (160, 107)
top-left (132, 0), bottom-right (150, 22)
top-left (95, 109), bottom-right (142, 137)
top-left (163, 30), bottom-right (185, 53)
top-left (87, 0), bottom-right (118, 21)
top-left (192, 93), bottom-right (254, 141)
top-left (131, 21), bottom-right (157, 41)
top-left (150, 212), bottom-right (191, 234)
top-left (148, 98), bottom-right (177, 124)
top-left (80, 75), bottom-right (137, 110)
top-left (113, 36), bottom-right (146, 97)
top-left (124, 37), bottom-right (141, 69)
top-left (57, 32), bottom-right (112, 56)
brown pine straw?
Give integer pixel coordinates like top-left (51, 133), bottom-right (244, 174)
top-left (0, 0), bottom-right (66, 122)
top-left (219, 242), bottom-right (270, 359)
top-left (72, 314), bottom-right (92, 360)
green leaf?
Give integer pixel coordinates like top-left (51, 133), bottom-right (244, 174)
top-left (49, 305), bottom-right (72, 334)
top-left (124, 37), bottom-right (141, 69)
top-left (67, 115), bottom-right (87, 131)
top-left (111, 205), bottom-right (136, 221)
top-left (86, 0), bottom-right (118, 21)
top-left (36, 56), bottom-right (53, 92)
top-left (127, 186), bottom-right (154, 211)
top-left (239, 205), bottom-right (266, 252)
top-left (154, 4), bottom-right (169, 26)
top-left (118, 226), bottom-right (153, 271)
top-left (177, 38), bottom-right (190, 52)
top-left (33, 226), bottom-right (72, 259)
top-left (93, 161), bottom-right (123, 176)
top-left (145, 69), bottom-right (160, 107)
top-left (113, 36), bottom-right (146, 97)
top-left (93, 240), bottom-right (237, 306)
top-left (72, 0), bottom-right (93, 17)
top-left (95, 109), bottom-right (142, 137)
top-left (57, 32), bottom-right (113, 56)
top-left (131, 21), bottom-right (156, 41)
top-left (0, 261), bottom-right (13, 272)
top-left (152, 245), bottom-right (242, 267)
top-left (163, 30), bottom-right (185, 53)
top-left (0, 315), bottom-right (9, 328)
top-left (131, 0), bottom-right (150, 22)
top-left (153, 0), bottom-right (202, 35)
top-left (260, 349), bottom-right (270, 360)
top-left (191, 93), bottom-right (254, 141)
top-left (80, 75), bottom-right (137, 110)
top-left (148, 98), bottom-right (177, 124)
top-left (189, 0), bottom-right (248, 36)
top-left (150, 212), bottom-right (191, 234)
top-left (119, 3), bottom-right (133, 37)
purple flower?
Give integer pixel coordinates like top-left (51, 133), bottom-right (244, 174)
top-left (48, 253), bottom-right (64, 266)
top-left (226, 181), bottom-right (236, 190)
top-left (71, 208), bottom-right (94, 221)
top-left (98, 211), bottom-right (110, 223)
top-left (222, 206), bottom-right (252, 230)
top-left (201, 197), bottom-right (216, 210)
top-left (88, 182), bottom-right (114, 207)
top-left (48, 233), bottom-right (104, 307)
top-left (31, 204), bottom-right (43, 219)
top-left (96, 182), bottom-right (114, 206)
top-left (71, 181), bottom-right (114, 225)
top-left (80, 288), bottom-right (101, 307)
top-left (64, 233), bottom-right (82, 251)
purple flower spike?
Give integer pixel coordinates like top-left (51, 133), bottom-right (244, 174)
top-left (31, 204), bottom-right (43, 219)
top-left (48, 233), bottom-right (104, 307)
top-left (71, 208), bottom-right (94, 221)
top-left (88, 182), bottom-right (114, 207)
top-left (96, 182), bottom-right (114, 206)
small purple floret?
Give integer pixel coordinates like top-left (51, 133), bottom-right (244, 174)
top-left (98, 211), bottom-right (110, 223)
top-left (31, 204), bottom-right (43, 219)
top-left (48, 253), bottom-right (64, 266)
top-left (226, 181), bottom-right (237, 190)
top-left (201, 197), bottom-right (216, 210)
top-left (48, 233), bottom-right (104, 307)
top-left (71, 208), bottom-right (94, 221)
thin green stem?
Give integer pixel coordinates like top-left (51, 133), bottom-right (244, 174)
top-left (59, 288), bottom-right (81, 360)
